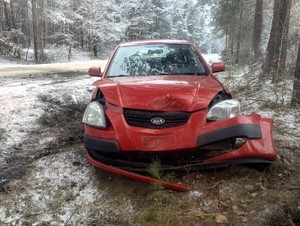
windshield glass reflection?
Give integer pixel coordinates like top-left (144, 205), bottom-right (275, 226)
top-left (106, 44), bottom-right (208, 77)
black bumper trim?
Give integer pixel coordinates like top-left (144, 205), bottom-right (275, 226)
top-left (87, 149), bottom-right (275, 172)
top-left (197, 124), bottom-right (262, 146)
top-left (84, 135), bottom-right (119, 153)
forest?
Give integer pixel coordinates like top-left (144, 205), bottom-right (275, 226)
top-left (0, 0), bottom-right (299, 102)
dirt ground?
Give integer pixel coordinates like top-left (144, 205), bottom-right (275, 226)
top-left (0, 62), bottom-right (299, 225)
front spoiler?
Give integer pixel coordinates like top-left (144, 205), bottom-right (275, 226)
top-left (87, 152), bottom-right (190, 192)
top-left (85, 114), bottom-right (277, 191)
top-left (87, 152), bottom-right (275, 192)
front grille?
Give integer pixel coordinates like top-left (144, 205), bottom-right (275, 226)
top-left (124, 109), bottom-right (191, 129)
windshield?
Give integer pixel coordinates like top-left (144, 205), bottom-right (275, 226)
top-left (106, 44), bottom-right (209, 77)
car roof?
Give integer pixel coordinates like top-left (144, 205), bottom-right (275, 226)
top-left (119, 39), bottom-right (192, 47)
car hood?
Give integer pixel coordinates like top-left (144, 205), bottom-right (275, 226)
top-left (94, 76), bottom-right (223, 111)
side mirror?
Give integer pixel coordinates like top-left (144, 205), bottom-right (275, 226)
top-left (88, 66), bottom-right (102, 77)
top-left (211, 62), bottom-right (225, 73)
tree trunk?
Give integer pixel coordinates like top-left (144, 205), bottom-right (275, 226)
top-left (39, 0), bottom-right (46, 61)
top-left (230, 25), bottom-right (234, 55)
top-left (68, 0), bottom-right (75, 60)
top-left (252, 0), bottom-right (263, 59)
top-left (20, 0), bottom-right (29, 45)
top-left (92, 36), bottom-right (98, 57)
top-left (0, 1), bottom-right (3, 33)
top-left (263, 0), bottom-right (292, 83)
top-left (80, 25), bottom-right (84, 49)
top-left (235, 0), bottom-right (243, 64)
top-left (10, 0), bottom-right (19, 59)
top-left (3, 1), bottom-right (11, 31)
top-left (10, 0), bottom-right (16, 30)
top-left (291, 42), bottom-right (300, 106)
top-left (32, 0), bottom-right (39, 63)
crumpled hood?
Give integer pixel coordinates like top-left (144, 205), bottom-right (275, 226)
top-left (94, 76), bottom-right (223, 111)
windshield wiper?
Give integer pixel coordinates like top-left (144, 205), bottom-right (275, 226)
top-left (148, 72), bottom-right (171, 75)
top-left (166, 72), bottom-right (209, 76)
top-left (109, 74), bottom-right (129, 77)
top-left (185, 72), bottom-right (209, 76)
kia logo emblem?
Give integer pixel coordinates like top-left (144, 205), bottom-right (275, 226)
top-left (150, 117), bottom-right (166, 126)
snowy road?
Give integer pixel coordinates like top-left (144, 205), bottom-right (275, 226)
top-left (0, 53), bottom-right (223, 77)
top-left (0, 60), bottom-right (106, 76)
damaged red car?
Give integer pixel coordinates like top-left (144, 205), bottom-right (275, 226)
top-left (82, 40), bottom-right (276, 190)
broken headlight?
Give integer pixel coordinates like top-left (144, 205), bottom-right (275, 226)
top-left (206, 99), bottom-right (241, 121)
top-left (82, 101), bottom-right (107, 128)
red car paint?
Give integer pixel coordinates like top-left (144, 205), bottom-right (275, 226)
top-left (83, 40), bottom-right (277, 191)
top-left (92, 75), bottom-right (223, 112)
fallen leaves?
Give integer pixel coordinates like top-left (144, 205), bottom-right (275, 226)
top-left (215, 213), bottom-right (228, 224)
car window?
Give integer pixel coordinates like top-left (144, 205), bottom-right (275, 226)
top-left (106, 44), bottom-right (209, 77)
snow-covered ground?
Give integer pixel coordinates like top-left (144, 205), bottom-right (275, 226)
top-left (0, 47), bottom-right (99, 67)
top-left (0, 65), bottom-right (139, 224)
top-left (0, 60), bottom-right (105, 76)
top-left (0, 58), bottom-right (17, 67)
top-left (217, 64), bottom-right (300, 149)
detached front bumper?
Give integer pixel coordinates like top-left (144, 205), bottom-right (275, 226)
top-left (84, 113), bottom-right (277, 170)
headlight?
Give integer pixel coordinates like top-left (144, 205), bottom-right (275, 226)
top-left (207, 99), bottom-right (240, 121)
top-left (82, 101), bottom-right (107, 128)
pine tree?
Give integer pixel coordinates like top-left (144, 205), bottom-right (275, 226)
top-left (263, 0), bottom-right (292, 82)
top-left (291, 42), bottom-right (300, 106)
top-left (252, 0), bottom-right (263, 59)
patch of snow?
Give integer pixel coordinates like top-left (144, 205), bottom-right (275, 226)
top-left (0, 151), bottom-right (96, 224)
top-left (21, 47), bottom-right (98, 63)
top-left (0, 63), bottom-right (138, 224)
top-left (0, 150), bottom-right (136, 225)
top-left (217, 63), bottom-right (300, 149)
top-left (0, 206), bottom-right (6, 220)
top-left (189, 191), bottom-right (204, 201)
top-left (39, 136), bottom-right (56, 146)
top-left (0, 57), bottom-right (17, 66)
top-left (202, 54), bottom-right (222, 64)
top-left (0, 69), bottom-right (99, 174)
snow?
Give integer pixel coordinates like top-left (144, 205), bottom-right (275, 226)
top-left (189, 191), bottom-right (204, 201)
top-left (0, 72), bottom-right (97, 155)
top-left (0, 150), bottom-right (104, 225)
top-left (0, 57), bottom-right (17, 66)
top-left (0, 64), bottom-right (137, 224)
top-left (0, 48), bottom-right (100, 68)
top-left (21, 47), bottom-right (98, 63)
top-left (0, 80), bottom-right (45, 150)
top-left (216, 63), bottom-right (300, 149)
top-left (0, 60), bottom-right (105, 76)
top-left (202, 54), bottom-right (222, 64)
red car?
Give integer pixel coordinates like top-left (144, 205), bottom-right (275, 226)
top-left (82, 40), bottom-right (276, 191)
